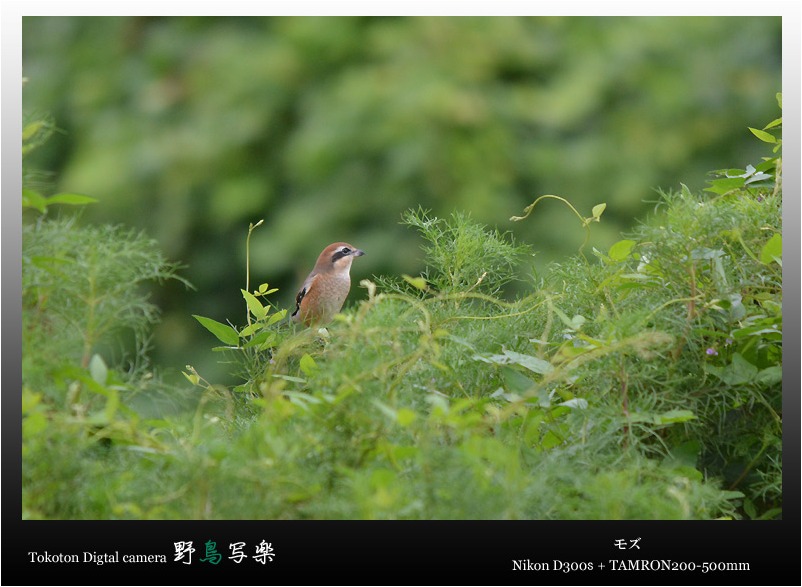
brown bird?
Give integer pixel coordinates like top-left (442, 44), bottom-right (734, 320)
top-left (291, 242), bottom-right (365, 327)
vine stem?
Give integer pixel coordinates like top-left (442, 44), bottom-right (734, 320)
top-left (510, 194), bottom-right (602, 258)
top-left (245, 220), bottom-right (264, 326)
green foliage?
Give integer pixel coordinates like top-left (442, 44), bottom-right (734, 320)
top-left (22, 95), bottom-right (781, 520)
top-left (189, 218), bottom-right (291, 394)
top-left (395, 208), bottom-right (532, 295)
top-left (22, 112), bottom-right (98, 214)
top-left (706, 93), bottom-right (782, 198)
top-left (22, 111), bottom-right (187, 387)
top-left (21, 17), bottom-right (782, 376)
top-left (23, 219), bottom-right (187, 388)
top-left (22, 113), bottom-right (194, 519)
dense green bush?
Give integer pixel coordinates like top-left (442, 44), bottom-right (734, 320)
top-left (22, 96), bottom-right (781, 520)
top-left (22, 115), bottom-right (190, 518)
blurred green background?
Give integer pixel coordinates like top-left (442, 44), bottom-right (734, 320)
top-left (22, 16), bottom-right (781, 382)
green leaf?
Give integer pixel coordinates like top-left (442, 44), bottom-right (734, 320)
top-left (501, 367), bottom-right (535, 395)
top-left (22, 188), bottom-right (48, 212)
top-left (743, 172), bottom-right (773, 186)
top-left (240, 330), bottom-right (275, 349)
top-left (182, 370), bottom-right (201, 386)
top-left (591, 202), bottom-right (606, 220)
top-left (241, 289), bottom-right (267, 320)
top-left (29, 255), bottom-right (74, 271)
top-left (551, 305), bottom-right (585, 331)
top-left (559, 398), bottom-right (588, 410)
top-left (731, 324), bottom-right (780, 340)
top-left (704, 177), bottom-right (745, 195)
top-left (629, 410), bottom-right (695, 425)
top-left (591, 247), bottom-right (608, 262)
top-left (501, 349), bottom-right (553, 375)
top-left (569, 315), bottom-right (586, 330)
top-left (193, 315), bottom-right (240, 346)
top-left (266, 309), bottom-right (288, 326)
top-left (748, 127), bottom-right (776, 143)
top-left (89, 354), bottom-right (108, 386)
top-left (763, 117), bottom-right (782, 130)
top-left (22, 120), bottom-right (46, 141)
top-left (540, 429), bottom-right (564, 449)
top-left (705, 353), bottom-right (758, 386)
top-left (759, 233), bottom-right (782, 265)
top-left (238, 322), bottom-right (260, 337)
top-left (402, 274), bottom-right (429, 291)
top-left (754, 159), bottom-right (777, 173)
top-left (47, 193), bottom-right (99, 206)
top-left (609, 239), bottom-right (636, 262)
top-left (754, 366), bottom-right (782, 386)
top-left (655, 409), bottom-right (696, 424)
top-left (396, 408), bottom-right (417, 427)
top-left (756, 507), bottom-right (783, 520)
top-left (299, 353), bottom-right (319, 377)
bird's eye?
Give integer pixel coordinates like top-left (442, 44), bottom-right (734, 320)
top-left (340, 247), bottom-right (351, 255)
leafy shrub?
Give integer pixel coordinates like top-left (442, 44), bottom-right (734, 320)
top-left (23, 99), bottom-right (781, 520)
top-left (22, 113), bottom-right (191, 518)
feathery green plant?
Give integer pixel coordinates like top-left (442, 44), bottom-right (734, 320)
top-left (24, 98), bottom-right (781, 520)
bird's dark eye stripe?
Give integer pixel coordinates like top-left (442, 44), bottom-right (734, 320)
top-left (331, 248), bottom-right (351, 262)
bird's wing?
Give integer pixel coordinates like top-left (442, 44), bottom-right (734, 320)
top-left (292, 272), bottom-right (319, 319)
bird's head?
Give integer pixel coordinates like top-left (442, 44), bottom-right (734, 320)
top-left (315, 242), bottom-right (365, 274)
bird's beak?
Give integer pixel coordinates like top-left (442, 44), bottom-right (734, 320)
top-left (353, 249), bottom-right (365, 257)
